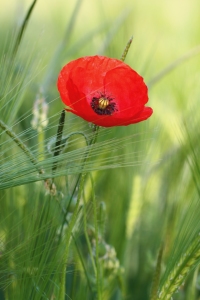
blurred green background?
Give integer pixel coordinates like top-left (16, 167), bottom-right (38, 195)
top-left (1, 1), bottom-right (200, 299)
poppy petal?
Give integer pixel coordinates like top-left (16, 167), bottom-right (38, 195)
top-left (104, 66), bottom-right (148, 118)
top-left (121, 106), bottom-right (153, 125)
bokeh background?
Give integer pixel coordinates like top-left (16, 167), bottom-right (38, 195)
top-left (1, 1), bottom-right (200, 299)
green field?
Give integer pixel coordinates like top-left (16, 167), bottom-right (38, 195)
top-left (1, 1), bottom-right (200, 299)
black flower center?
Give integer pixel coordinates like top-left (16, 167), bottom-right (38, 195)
top-left (91, 95), bottom-right (117, 115)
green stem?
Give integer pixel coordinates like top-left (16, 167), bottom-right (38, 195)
top-left (91, 174), bottom-right (102, 300)
top-left (52, 110), bottom-right (66, 174)
top-left (71, 230), bottom-right (93, 293)
top-left (58, 125), bottom-right (99, 240)
top-left (13, 0), bottom-right (38, 56)
top-left (53, 193), bottom-right (94, 296)
top-left (58, 174), bottom-right (86, 300)
top-left (59, 126), bottom-right (99, 299)
top-left (83, 186), bottom-right (97, 276)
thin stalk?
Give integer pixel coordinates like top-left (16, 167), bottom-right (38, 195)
top-left (52, 194), bottom-right (94, 295)
top-left (91, 174), bottom-right (102, 300)
top-left (58, 125), bottom-right (99, 241)
top-left (13, 0), bottom-right (38, 56)
top-left (71, 231), bottom-right (93, 293)
top-left (52, 110), bottom-right (66, 174)
top-left (58, 126), bottom-right (99, 300)
top-left (83, 182), bottom-right (97, 276)
top-left (58, 174), bottom-right (86, 300)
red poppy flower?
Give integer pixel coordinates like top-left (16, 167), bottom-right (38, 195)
top-left (57, 55), bottom-right (153, 127)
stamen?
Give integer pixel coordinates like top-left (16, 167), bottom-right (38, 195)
top-left (91, 95), bottom-right (118, 116)
top-left (98, 98), bottom-right (109, 109)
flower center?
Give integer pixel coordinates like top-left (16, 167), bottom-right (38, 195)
top-left (98, 98), bottom-right (109, 109)
top-left (91, 95), bottom-right (117, 116)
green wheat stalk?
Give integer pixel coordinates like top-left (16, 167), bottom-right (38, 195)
top-left (0, 119), bottom-right (43, 175)
top-left (150, 244), bottom-right (164, 300)
top-left (157, 234), bottom-right (200, 300)
top-left (0, 119), bottom-right (56, 193)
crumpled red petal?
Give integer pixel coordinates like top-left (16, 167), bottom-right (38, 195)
top-left (104, 66), bottom-right (148, 118)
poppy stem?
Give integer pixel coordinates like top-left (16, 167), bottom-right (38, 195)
top-left (71, 125), bottom-right (99, 206)
top-left (52, 109), bottom-right (66, 174)
top-left (58, 125), bottom-right (100, 299)
top-left (120, 36), bottom-right (133, 62)
top-left (90, 173), bottom-right (103, 299)
top-left (58, 124), bottom-right (100, 240)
